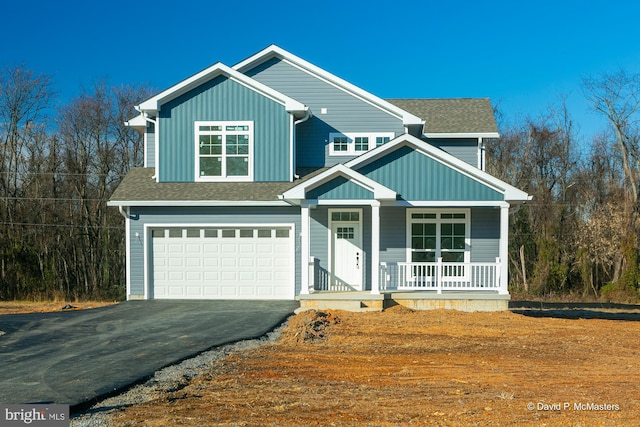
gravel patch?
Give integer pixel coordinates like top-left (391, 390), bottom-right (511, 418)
top-left (70, 317), bottom-right (290, 427)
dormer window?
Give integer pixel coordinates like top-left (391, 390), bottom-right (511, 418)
top-left (329, 132), bottom-right (394, 156)
top-left (195, 121), bottom-right (253, 181)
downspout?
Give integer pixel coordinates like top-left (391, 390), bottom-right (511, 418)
top-left (118, 205), bottom-right (129, 219)
top-left (292, 109), bottom-right (312, 180)
top-left (135, 106), bottom-right (158, 180)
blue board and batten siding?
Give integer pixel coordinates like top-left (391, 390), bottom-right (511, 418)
top-left (307, 176), bottom-right (374, 200)
top-left (356, 146), bottom-right (502, 201)
top-left (127, 206), bottom-right (301, 297)
top-left (158, 75), bottom-right (292, 182)
top-left (243, 57), bottom-right (405, 168)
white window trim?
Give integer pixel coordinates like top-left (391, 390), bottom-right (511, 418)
top-left (329, 132), bottom-right (395, 156)
top-left (406, 208), bottom-right (471, 268)
top-left (194, 120), bottom-right (254, 181)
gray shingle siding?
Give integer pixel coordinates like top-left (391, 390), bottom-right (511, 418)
top-left (145, 121), bottom-right (155, 168)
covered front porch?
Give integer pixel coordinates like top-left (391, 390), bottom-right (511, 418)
top-left (279, 135), bottom-right (532, 311)
top-left (299, 203), bottom-right (512, 298)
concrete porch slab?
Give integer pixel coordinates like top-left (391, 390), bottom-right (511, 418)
top-left (296, 291), bottom-right (510, 312)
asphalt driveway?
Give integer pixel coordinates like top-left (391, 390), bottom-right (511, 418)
top-left (0, 300), bottom-right (298, 410)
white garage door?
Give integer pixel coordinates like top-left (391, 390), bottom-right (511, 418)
top-left (150, 226), bottom-right (294, 300)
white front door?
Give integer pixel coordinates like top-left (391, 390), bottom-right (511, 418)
top-left (330, 210), bottom-right (363, 290)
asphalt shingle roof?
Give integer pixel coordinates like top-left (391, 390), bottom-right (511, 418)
top-left (386, 98), bottom-right (498, 134)
top-left (110, 168), bottom-right (326, 203)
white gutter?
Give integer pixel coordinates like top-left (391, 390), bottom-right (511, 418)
top-left (135, 106), bottom-right (158, 180)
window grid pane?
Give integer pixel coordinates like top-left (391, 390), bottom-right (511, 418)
top-left (333, 136), bottom-right (348, 152)
top-left (354, 136), bottom-right (369, 151)
top-left (197, 122), bottom-right (251, 178)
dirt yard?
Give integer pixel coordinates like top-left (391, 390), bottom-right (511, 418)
top-left (101, 306), bottom-right (639, 426)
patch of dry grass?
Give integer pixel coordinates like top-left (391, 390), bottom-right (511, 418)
top-left (0, 300), bottom-right (118, 315)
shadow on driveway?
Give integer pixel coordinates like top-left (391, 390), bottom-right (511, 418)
top-left (0, 300), bottom-right (299, 412)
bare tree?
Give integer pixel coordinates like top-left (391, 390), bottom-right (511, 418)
top-left (583, 70), bottom-right (640, 206)
top-left (0, 65), bottom-right (53, 298)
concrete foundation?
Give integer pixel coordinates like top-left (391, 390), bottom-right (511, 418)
top-left (297, 291), bottom-right (510, 312)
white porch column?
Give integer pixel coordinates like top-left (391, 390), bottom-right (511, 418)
top-left (499, 204), bottom-right (510, 295)
top-left (300, 202), bottom-right (311, 295)
top-left (370, 202), bottom-right (380, 295)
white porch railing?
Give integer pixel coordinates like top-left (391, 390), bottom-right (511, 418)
top-left (379, 258), bottom-right (503, 293)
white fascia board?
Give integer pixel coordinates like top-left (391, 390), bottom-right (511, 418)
top-left (233, 45), bottom-right (423, 127)
top-left (281, 164), bottom-right (396, 200)
top-left (423, 132), bottom-right (500, 139)
top-left (346, 134), bottom-right (531, 202)
top-left (125, 113), bottom-right (147, 128)
top-left (137, 62), bottom-right (306, 115)
top-left (107, 200), bottom-right (290, 207)
top-left (393, 200), bottom-right (511, 208)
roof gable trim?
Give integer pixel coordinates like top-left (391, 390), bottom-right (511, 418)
top-left (234, 45), bottom-right (424, 127)
top-left (346, 134), bottom-right (531, 202)
top-left (281, 164), bottom-right (397, 201)
top-left (138, 62), bottom-right (307, 114)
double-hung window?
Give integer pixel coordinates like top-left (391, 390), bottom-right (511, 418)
top-left (329, 132), bottom-right (394, 155)
top-left (407, 209), bottom-right (470, 278)
top-left (196, 121), bottom-right (253, 181)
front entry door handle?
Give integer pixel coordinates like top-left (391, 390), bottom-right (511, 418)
top-left (356, 252), bottom-right (360, 269)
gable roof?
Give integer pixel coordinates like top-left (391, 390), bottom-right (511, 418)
top-left (345, 134), bottom-right (530, 203)
top-left (233, 45), bottom-right (424, 127)
top-left (280, 164), bottom-right (397, 203)
top-left (136, 62), bottom-right (307, 117)
top-left (386, 98), bottom-right (499, 137)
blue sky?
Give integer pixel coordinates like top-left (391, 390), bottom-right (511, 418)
top-left (3, 0), bottom-right (639, 143)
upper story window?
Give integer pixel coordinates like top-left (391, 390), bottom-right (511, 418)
top-left (329, 132), bottom-right (394, 156)
top-left (195, 121), bottom-right (253, 181)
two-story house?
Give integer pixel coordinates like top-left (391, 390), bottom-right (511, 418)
top-left (108, 45), bottom-right (530, 311)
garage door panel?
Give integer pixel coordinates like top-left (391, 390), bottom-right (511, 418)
top-left (204, 271), bottom-right (219, 280)
top-left (203, 244), bottom-right (220, 253)
top-left (168, 258), bottom-right (184, 267)
top-left (185, 271), bottom-right (201, 281)
top-left (239, 271), bottom-right (255, 281)
top-left (239, 258), bottom-right (255, 268)
top-left (221, 243), bottom-right (237, 253)
top-left (152, 226), bottom-right (294, 300)
top-left (203, 258), bottom-right (219, 268)
top-left (256, 271), bottom-right (274, 281)
top-left (256, 258), bottom-right (273, 267)
top-left (221, 271), bottom-right (237, 281)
